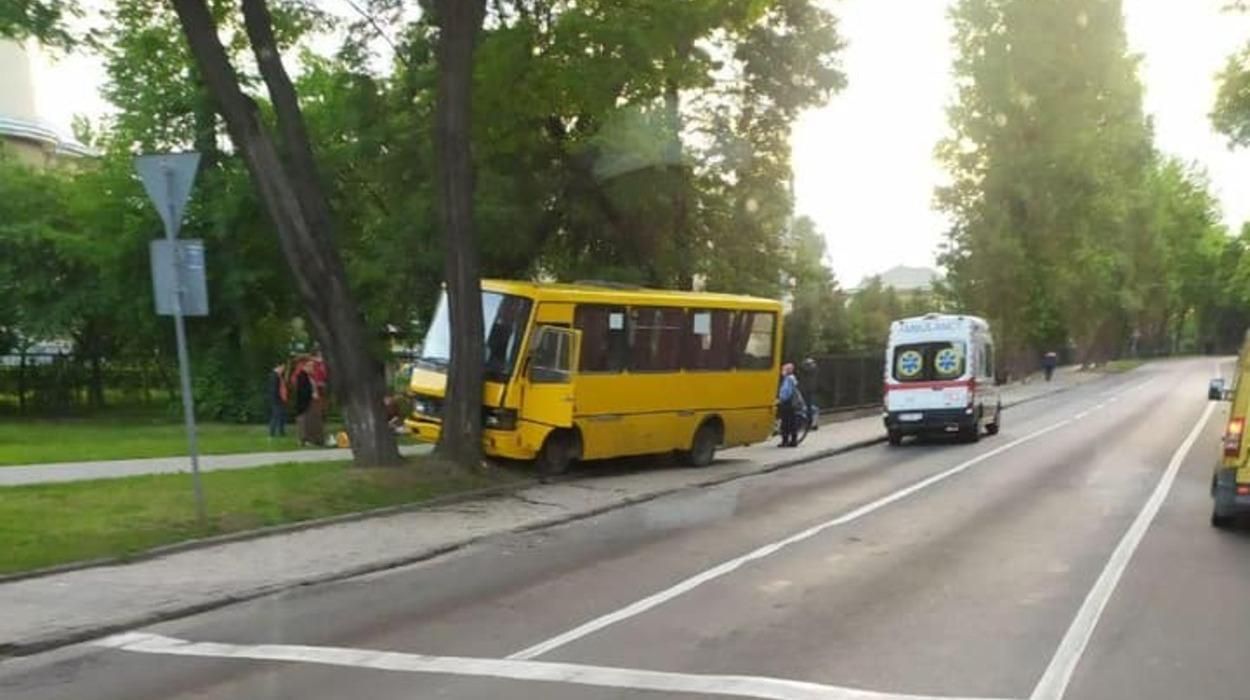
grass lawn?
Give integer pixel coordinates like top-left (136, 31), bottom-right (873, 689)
top-left (0, 415), bottom-right (331, 466)
top-left (0, 458), bottom-right (505, 575)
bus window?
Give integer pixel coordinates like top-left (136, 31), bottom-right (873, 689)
top-left (574, 305), bottom-right (628, 373)
top-left (684, 309), bottom-right (733, 370)
top-left (733, 311), bottom-right (776, 370)
top-left (630, 307), bottom-right (684, 371)
top-left (420, 290), bottom-right (532, 382)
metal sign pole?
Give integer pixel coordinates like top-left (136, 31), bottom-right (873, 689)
top-left (163, 164), bottom-right (205, 526)
top-left (136, 151), bottom-right (206, 526)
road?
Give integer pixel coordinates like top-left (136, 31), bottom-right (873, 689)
top-left (3, 357), bottom-right (1247, 700)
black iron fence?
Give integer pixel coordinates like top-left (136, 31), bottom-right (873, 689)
top-left (799, 353), bottom-right (884, 413)
top-left (0, 353), bottom-right (177, 413)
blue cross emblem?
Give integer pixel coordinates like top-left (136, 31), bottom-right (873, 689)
top-left (898, 351), bottom-right (922, 377)
top-left (935, 348), bottom-right (959, 376)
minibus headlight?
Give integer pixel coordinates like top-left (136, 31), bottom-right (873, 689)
top-left (484, 407), bottom-right (518, 430)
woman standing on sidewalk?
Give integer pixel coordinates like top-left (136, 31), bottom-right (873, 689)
top-left (292, 358), bottom-right (323, 447)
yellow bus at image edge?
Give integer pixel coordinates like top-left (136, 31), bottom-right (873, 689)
top-left (405, 280), bottom-right (783, 472)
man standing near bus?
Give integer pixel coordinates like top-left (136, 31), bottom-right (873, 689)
top-left (778, 362), bottom-right (799, 447)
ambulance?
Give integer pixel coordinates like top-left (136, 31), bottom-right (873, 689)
top-left (883, 314), bottom-right (1001, 445)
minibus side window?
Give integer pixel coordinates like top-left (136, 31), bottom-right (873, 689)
top-left (684, 309), bottom-right (733, 370)
top-left (574, 305), bottom-right (628, 373)
top-left (732, 312), bottom-right (776, 370)
top-left (629, 307), bottom-right (684, 371)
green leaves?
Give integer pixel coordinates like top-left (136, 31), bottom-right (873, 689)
top-left (938, 0), bottom-right (1223, 365)
top-left (0, 0), bottom-right (80, 47)
top-left (1214, 44), bottom-right (1250, 147)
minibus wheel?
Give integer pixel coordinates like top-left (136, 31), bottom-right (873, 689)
top-left (685, 421), bottom-right (720, 467)
top-left (538, 431), bottom-right (577, 477)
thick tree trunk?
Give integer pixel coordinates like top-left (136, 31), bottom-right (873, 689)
top-left (431, 0), bottom-right (488, 467)
top-left (169, 0), bottom-right (400, 467)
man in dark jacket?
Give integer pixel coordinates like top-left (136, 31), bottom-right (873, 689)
top-left (267, 364), bottom-right (287, 438)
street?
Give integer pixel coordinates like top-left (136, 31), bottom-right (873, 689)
top-left (2, 357), bottom-right (1246, 700)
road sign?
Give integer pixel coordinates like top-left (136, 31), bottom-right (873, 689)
top-left (134, 153), bottom-right (201, 238)
top-left (135, 151), bottom-right (206, 526)
top-left (150, 240), bottom-right (209, 316)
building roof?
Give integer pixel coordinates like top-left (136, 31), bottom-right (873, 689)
top-left (856, 265), bottom-right (941, 293)
top-left (0, 40), bottom-right (94, 160)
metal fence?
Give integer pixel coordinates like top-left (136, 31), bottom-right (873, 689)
top-left (0, 353), bottom-right (176, 413)
top-left (799, 353), bottom-right (885, 413)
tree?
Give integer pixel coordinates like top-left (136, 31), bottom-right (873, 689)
top-left (1214, 11), bottom-right (1250, 149)
top-left (781, 216), bottom-right (848, 360)
top-left (167, 0), bottom-right (401, 466)
top-left (939, 0), bottom-right (1154, 370)
top-left (427, 0), bottom-right (488, 466)
top-left (0, 0), bottom-right (78, 46)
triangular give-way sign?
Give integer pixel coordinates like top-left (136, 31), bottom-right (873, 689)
top-left (135, 152), bottom-right (201, 237)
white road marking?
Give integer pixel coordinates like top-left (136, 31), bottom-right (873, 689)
top-left (1028, 401), bottom-right (1216, 700)
top-left (93, 632), bottom-right (1011, 700)
top-left (509, 417), bottom-right (1075, 661)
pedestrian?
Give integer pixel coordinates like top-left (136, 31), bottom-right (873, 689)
top-left (1043, 351), bottom-right (1058, 382)
top-left (309, 351), bottom-right (328, 445)
top-left (777, 362), bottom-right (799, 447)
top-left (292, 357), bottom-right (322, 447)
top-left (266, 363), bottom-right (288, 438)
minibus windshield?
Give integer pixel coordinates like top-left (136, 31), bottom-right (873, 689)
top-left (418, 291), bottom-right (533, 381)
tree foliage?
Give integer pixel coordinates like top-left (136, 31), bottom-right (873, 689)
top-left (5, 0), bottom-right (846, 420)
top-left (940, 0), bottom-right (1230, 370)
top-left (0, 0), bottom-right (79, 47)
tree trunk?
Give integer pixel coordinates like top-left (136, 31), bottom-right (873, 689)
top-left (168, 0), bottom-right (400, 467)
top-left (664, 78), bottom-right (693, 290)
top-left (431, 0), bottom-right (487, 467)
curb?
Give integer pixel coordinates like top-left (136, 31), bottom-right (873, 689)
top-left (0, 377), bottom-right (1097, 657)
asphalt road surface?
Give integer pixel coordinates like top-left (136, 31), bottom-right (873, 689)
top-left (4, 357), bottom-right (1246, 700)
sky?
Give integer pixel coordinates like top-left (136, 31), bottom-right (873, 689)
top-left (24, 1), bottom-right (1250, 290)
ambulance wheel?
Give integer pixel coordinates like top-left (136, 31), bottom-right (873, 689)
top-left (986, 406), bottom-right (1001, 436)
top-left (960, 422), bottom-right (981, 443)
top-left (887, 429), bottom-right (903, 446)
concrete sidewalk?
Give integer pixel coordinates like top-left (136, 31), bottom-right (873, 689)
top-left (0, 368), bottom-right (1099, 656)
top-left (0, 444), bottom-right (432, 487)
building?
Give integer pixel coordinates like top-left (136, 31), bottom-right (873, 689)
top-left (853, 265), bottom-right (941, 295)
top-left (0, 39), bottom-right (92, 167)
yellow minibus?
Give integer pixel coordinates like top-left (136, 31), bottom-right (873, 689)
top-left (406, 280), bottom-right (783, 473)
